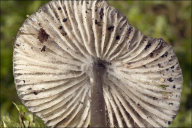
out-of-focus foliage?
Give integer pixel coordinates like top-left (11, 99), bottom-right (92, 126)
top-left (1, 1), bottom-right (48, 127)
top-left (1, 1), bottom-right (191, 127)
top-left (1, 102), bottom-right (45, 128)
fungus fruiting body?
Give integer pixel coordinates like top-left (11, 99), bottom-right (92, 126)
top-left (13, 1), bottom-right (183, 127)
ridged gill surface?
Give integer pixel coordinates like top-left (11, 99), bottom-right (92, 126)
top-left (13, 0), bottom-right (183, 127)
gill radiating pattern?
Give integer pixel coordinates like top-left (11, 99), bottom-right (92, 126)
top-left (13, 0), bottom-right (183, 127)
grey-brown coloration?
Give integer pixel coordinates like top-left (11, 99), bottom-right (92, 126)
top-left (13, 0), bottom-right (183, 127)
top-left (90, 61), bottom-right (106, 127)
top-left (37, 28), bottom-right (49, 43)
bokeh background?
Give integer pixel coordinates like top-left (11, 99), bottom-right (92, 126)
top-left (1, 1), bottom-right (191, 127)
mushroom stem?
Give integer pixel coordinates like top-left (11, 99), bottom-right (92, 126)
top-left (90, 61), bottom-right (106, 127)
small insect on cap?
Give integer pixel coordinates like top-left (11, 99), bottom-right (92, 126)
top-left (13, 0), bottom-right (183, 127)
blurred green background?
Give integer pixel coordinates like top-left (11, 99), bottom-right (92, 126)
top-left (0, 1), bottom-right (191, 127)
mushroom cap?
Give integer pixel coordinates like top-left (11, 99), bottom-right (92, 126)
top-left (13, 0), bottom-right (183, 127)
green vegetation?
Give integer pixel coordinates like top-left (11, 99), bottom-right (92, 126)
top-left (1, 102), bottom-right (45, 127)
top-left (1, 1), bottom-right (191, 127)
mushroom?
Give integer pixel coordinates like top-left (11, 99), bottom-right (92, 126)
top-left (13, 0), bottom-right (183, 127)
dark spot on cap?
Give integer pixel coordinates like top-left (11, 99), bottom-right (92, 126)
top-left (173, 85), bottom-right (176, 89)
top-left (107, 26), bottom-right (114, 32)
top-left (172, 115), bottom-right (176, 119)
top-left (168, 121), bottom-right (171, 125)
top-left (86, 2), bottom-right (89, 4)
top-left (116, 35), bottom-right (120, 40)
top-left (165, 52), bottom-right (168, 57)
top-left (167, 78), bottom-right (173, 82)
top-left (58, 7), bottom-right (61, 10)
top-left (171, 66), bottom-right (174, 69)
top-left (162, 42), bottom-right (167, 47)
top-left (150, 53), bottom-right (154, 57)
top-left (158, 64), bottom-right (163, 68)
top-left (63, 18), bottom-right (67, 22)
top-left (59, 26), bottom-right (63, 29)
top-left (169, 56), bottom-right (173, 61)
top-left (153, 97), bottom-right (158, 100)
top-left (86, 11), bottom-right (88, 13)
top-left (166, 68), bottom-right (169, 71)
top-left (95, 20), bottom-right (98, 24)
top-left (31, 47), bottom-right (33, 49)
top-left (41, 45), bottom-right (46, 52)
top-left (99, 8), bottom-right (104, 19)
top-left (127, 62), bottom-right (132, 65)
top-left (145, 42), bottom-right (151, 50)
top-left (143, 65), bottom-right (146, 68)
top-left (27, 88), bottom-right (32, 90)
top-left (169, 103), bottom-right (173, 105)
top-left (33, 92), bottom-right (38, 95)
top-left (23, 80), bottom-right (25, 83)
top-left (16, 44), bottom-right (20, 47)
top-left (95, 9), bottom-right (97, 12)
top-left (62, 32), bottom-right (67, 36)
top-left (161, 52), bottom-right (168, 58)
top-left (128, 27), bottom-right (132, 35)
top-left (137, 103), bottom-right (140, 106)
top-left (38, 28), bottom-right (49, 43)
top-left (95, 20), bottom-right (102, 26)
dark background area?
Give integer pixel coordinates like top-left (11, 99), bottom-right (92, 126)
top-left (1, 1), bottom-right (191, 127)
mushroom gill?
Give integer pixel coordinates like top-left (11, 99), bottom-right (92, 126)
top-left (13, 0), bottom-right (183, 127)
